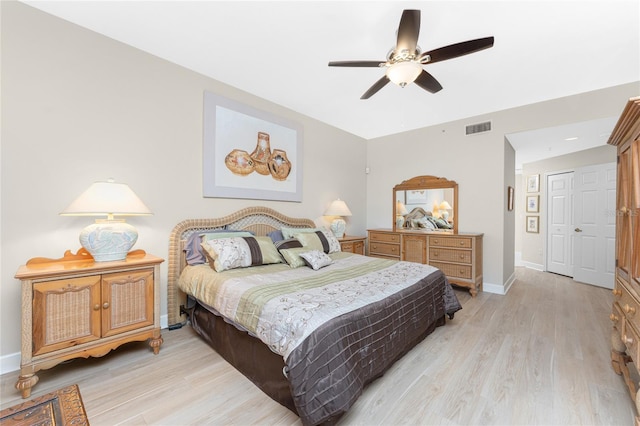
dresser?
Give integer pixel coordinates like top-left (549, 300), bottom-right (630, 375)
top-left (14, 249), bottom-right (164, 398)
top-left (338, 236), bottom-right (366, 255)
top-left (368, 229), bottom-right (483, 296)
top-left (608, 96), bottom-right (640, 421)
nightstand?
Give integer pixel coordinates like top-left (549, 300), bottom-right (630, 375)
top-left (14, 249), bottom-right (164, 398)
top-left (338, 236), bottom-right (366, 255)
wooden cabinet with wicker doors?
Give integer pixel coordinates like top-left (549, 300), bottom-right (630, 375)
top-left (608, 97), bottom-right (640, 421)
top-left (15, 251), bottom-right (164, 398)
top-left (338, 236), bottom-right (366, 255)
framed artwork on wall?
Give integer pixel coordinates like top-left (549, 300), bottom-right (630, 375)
top-left (526, 216), bottom-right (539, 233)
top-left (526, 195), bottom-right (539, 213)
top-left (527, 174), bottom-right (540, 193)
top-left (202, 91), bottom-right (303, 202)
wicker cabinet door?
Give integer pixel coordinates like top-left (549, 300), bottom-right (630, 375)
top-left (402, 235), bottom-right (428, 264)
top-left (32, 276), bottom-right (101, 355)
top-left (101, 269), bottom-right (154, 337)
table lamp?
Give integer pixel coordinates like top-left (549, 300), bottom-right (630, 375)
top-left (60, 179), bottom-right (152, 262)
top-left (439, 201), bottom-right (453, 221)
top-left (324, 199), bottom-right (352, 238)
top-left (396, 201), bottom-right (408, 228)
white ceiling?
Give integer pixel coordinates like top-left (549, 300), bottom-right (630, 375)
top-left (22, 1), bottom-right (640, 167)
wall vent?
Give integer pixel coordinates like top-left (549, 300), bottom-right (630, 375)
top-left (465, 121), bottom-right (492, 135)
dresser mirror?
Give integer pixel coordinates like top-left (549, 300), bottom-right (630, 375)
top-left (393, 175), bottom-right (458, 234)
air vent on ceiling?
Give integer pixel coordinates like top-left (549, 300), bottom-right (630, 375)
top-left (465, 121), bottom-right (492, 135)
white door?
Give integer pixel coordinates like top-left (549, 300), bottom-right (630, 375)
top-left (546, 172), bottom-right (574, 276)
top-left (573, 162), bottom-right (617, 288)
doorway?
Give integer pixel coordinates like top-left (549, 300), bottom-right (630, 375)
top-left (545, 162), bottom-right (616, 288)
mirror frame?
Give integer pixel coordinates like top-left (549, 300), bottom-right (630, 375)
top-left (393, 175), bottom-right (459, 234)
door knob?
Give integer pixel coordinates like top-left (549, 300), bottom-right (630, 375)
top-left (574, 228), bottom-right (583, 232)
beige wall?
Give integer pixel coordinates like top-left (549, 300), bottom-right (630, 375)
top-left (0, 2), bottom-right (366, 369)
top-left (520, 144), bottom-right (618, 268)
top-left (366, 83), bottom-right (639, 292)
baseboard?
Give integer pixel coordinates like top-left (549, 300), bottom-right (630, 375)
top-left (515, 251), bottom-right (523, 267)
top-left (483, 280), bottom-right (507, 295)
top-left (522, 261), bottom-right (544, 271)
top-left (1, 316), bottom-right (172, 376)
top-left (0, 351), bottom-right (20, 376)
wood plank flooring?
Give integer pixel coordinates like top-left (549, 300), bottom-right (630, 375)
top-left (1, 267), bottom-right (635, 425)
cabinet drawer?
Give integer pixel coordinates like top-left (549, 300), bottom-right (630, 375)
top-left (341, 242), bottom-right (355, 252)
top-left (369, 232), bottom-right (400, 244)
top-left (622, 316), bottom-right (640, 363)
top-left (430, 236), bottom-right (472, 248)
top-left (370, 242), bottom-right (400, 257)
top-left (617, 279), bottom-right (640, 324)
top-left (430, 261), bottom-right (472, 280)
top-left (430, 248), bottom-right (471, 264)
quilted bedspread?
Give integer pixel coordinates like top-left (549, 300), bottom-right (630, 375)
top-left (178, 252), bottom-right (461, 424)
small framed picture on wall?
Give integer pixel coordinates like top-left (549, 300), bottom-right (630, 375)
top-left (526, 216), bottom-right (539, 233)
top-left (527, 174), bottom-right (540, 193)
top-left (526, 195), bottom-right (539, 213)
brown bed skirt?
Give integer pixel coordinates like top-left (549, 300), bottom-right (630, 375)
top-left (188, 299), bottom-right (445, 420)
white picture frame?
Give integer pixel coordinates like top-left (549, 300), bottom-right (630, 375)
top-left (526, 216), bottom-right (539, 233)
top-left (526, 195), bottom-right (539, 213)
top-left (527, 174), bottom-right (540, 193)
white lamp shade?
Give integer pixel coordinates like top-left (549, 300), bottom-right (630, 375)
top-left (386, 61), bottom-right (422, 86)
top-left (439, 201), bottom-right (452, 210)
top-left (60, 180), bottom-right (152, 217)
top-left (324, 199), bottom-right (352, 217)
top-left (60, 179), bottom-right (151, 262)
top-left (396, 201), bottom-right (409, 216)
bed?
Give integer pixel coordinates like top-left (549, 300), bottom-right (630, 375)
top-left (167, 207), bottom-right (461, 425)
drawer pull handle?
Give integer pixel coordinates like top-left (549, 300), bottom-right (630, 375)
top-left (460, 241), bottom-right (464, 246)
top-left (613, 289), bottom-right (622, 297)
top-left (624, 304), bottom-right (636, 315)
top-left (610, 313), bottom-right (619, 323)
top-left (433, 253), bottom-right (438, 257)
top-left (433, 240), bottom-right (438, 244)
top-left (102, 302), bottom-right (110, 310)
top-left (460, 255), bottom-right (465, 259)
top-left (93, 304), bottom-right (100, 311)
top-left (624, 334), bottom-right (634, 345)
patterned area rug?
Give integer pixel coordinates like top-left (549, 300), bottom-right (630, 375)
top-left (0, 384), bottom-right (88, 425)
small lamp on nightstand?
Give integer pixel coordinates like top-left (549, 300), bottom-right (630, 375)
top-left (60, 179), bottom-right (152, 262)
top-left (324, 198), bottom-right (352, 238)
top-left (396, 201), bottom-right (408, 228)
top-left (439, 201), bottom-right (452, 222)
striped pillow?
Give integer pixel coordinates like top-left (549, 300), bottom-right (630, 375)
top-left (201, 236), bottom-right (282, 272)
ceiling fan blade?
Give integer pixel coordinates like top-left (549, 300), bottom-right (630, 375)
top-left (328, 60), bottom-right (384, 67)
top-left (421, 36), bottom-right (494, 65)
top-left (396, 9), bottom-right (421, 55)
top-left (414, 70), bottom-right (443, 94)
top-left (361, 75), bottom-right (390, 99)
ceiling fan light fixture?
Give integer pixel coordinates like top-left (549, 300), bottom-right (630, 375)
top-left (386, 61), bottom-right (422, 87)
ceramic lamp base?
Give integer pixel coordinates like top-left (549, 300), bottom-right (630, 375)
top-left (79, 219), bottom-right (138, 262)
top-left (330, 218), bottom-right (346, 238)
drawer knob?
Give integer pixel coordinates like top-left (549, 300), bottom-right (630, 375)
top-left (624, 334), bottom-right (634, 345)
top-left (433, 239), bottom-right (438, 244)
top-left (624, 304), bottom-right (636, 315)
top-left (460, 241), bottom-right (464, 246)
top-left (433, 252), bottom-right (438, 257)
top-left (610, 313), bottom-right (619, 323)
top-left (613, 288), bottom-right (622, 297)
top-left (459, 255), bottom-right (464, 259)
top-left (102, 302), bottom-right (110, 310)
top-left (93, 304), bottom-right (100, 311)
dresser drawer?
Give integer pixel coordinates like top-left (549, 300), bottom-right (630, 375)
top-left (617, 280), bottom-right (640, 323)
top-left (622, 317), bottom-right (640, 363)
top-left (429, 248), bottom-right (471, 264)
top-left (369, 242), bottom-right (400, 257)
top-left (430, 261), bottom-right (472, 280)
top-left (430, 236), bottom-right (472, 248)
top-left (369, 232), bottom-right (400, 244)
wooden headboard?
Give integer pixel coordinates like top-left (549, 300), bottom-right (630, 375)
top-left (167, 206), bottom-right (315, 326)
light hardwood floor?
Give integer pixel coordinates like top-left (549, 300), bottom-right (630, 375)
top-left (1, 267), bottom-right (635, 425)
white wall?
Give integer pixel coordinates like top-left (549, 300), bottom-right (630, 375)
top-left (0, 2), bottom-right (366, 371)
top-left (366, 83), bottom-right (639, 292)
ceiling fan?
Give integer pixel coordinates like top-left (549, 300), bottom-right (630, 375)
top-left (328, 9), bottom-right (494, 99)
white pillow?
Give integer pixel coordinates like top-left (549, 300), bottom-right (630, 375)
top-left (299, 250), bottom-right (334, 270)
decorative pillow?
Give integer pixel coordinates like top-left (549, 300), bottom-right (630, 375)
top-left (201, 236), bottom-right (282, 272)
top-left (267, 229), bottom-right (284, 243)
top-left (274, 238), bottom-right (303, 251)
top-left (281, 227), bottom-right (321, 240)
top-left (184, 228), bottom-right (247, 265)
top-left (434, 218), bottom-right (453, 229)
top-left (279, 247), bottom-right (311, 268)
top-left (294, 230), bottom-right (341, 254)
top-left (299, 250), bottom-right (334, 270)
